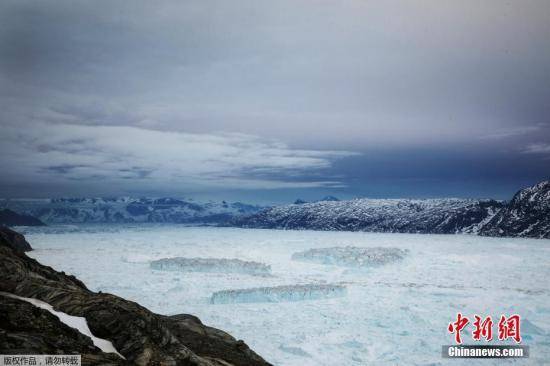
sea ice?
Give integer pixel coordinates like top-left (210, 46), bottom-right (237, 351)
top-left (150, 257), bottom-right (271, 275)
top-left (291, 246), bottom-right (408, 267)
top-left (23, 225), bottom-right (550, 366)
top-left (210, 284), bottom-right (347, 304)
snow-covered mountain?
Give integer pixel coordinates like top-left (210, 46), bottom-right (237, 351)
top-left (479, 180), bottom-right (550, 239)
top-left (234, 180), bottom-right (550, 238)
top-left (0, 197), bottom-right (263, 224)
top-left (233, 198), bottom-right (503, 234)
top-left (2, 180), bottom-right (548, 238)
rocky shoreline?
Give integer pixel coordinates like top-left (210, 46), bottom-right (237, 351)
top-left (0, 226), bottom-right (270, 366)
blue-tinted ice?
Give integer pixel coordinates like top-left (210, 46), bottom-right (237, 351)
top-left (292, 246), bottom-right (408, 267)
top-left (211, 284), bottom-right (346, 304)
top-left (150, 257), bottom-right (271, 275)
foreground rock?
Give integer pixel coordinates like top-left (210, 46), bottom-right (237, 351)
top-left (0, 227), bottom-right (270, 366)
top-left (0, 208), bottom-right (45, 226)
top-left (480, 180), bottom-right (550, 239)
top-left (0, 295), bottom-right (125, 365)
top-left (0, 226), bottom-right (33, 252)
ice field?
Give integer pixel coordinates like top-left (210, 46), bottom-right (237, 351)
top-left (20, 225), bottom-right (550, 365)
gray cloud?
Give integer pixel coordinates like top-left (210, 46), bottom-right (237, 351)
top-left (0, 122), bottom-right (356, 191)
top-left (523, 143), bottom-right (550, 154)
top-left (1, 0), bottom-right (549, 198)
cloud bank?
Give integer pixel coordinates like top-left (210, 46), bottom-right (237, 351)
top-left (0, 122), bottom-right (356, 193)
top-left (1, 0), bottom-right (549, 199)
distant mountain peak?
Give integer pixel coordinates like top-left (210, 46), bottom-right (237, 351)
top-left (480, 180), bottom-right (550, 238)
top-left (319, 195), bottom-right (339, 202)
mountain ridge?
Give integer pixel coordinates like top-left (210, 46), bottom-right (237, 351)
top-left (233, 197), bottom-right (504, 234)
top-left (2, 180), bottom-right (549, 238)
top-left (0, 197), bottom-right (263, 225)
top-left (479, 180), bottom-right (550, 238)
top-left (233, 180), bottom-right (550, 239)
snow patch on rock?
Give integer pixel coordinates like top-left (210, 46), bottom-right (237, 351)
top-left (0, 291), bottom-right (124, 358)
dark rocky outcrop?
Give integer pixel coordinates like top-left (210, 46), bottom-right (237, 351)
top-left (480, 180), bottom-right (550, 239)
top-left (0, 209), bottom-right (45, 227)
top-left (0, 226), bottom-right (33, 252)
top-left (0, 295), bottom-right (126, 365)
top-left (0, 227), bottom-right (270, 366)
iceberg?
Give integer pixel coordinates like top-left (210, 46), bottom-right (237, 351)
top-left (291, 246), bottom-right (408, 267)
top-left (150, 257), bottom-right (271, 275)
top-left (210, 284), bottom-right (346, 304)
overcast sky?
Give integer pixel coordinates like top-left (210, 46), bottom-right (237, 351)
top-left (1, 0), bottom-right (549, 203)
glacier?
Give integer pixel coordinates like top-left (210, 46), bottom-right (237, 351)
top-left (151, 257), bottom-right (271, 275)
top-left (292, 246), bottom-right (408, 267)
top-left (19, 225), bottom-right (550, 366)
top-left (211, 284), bottom-right (346, 304)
